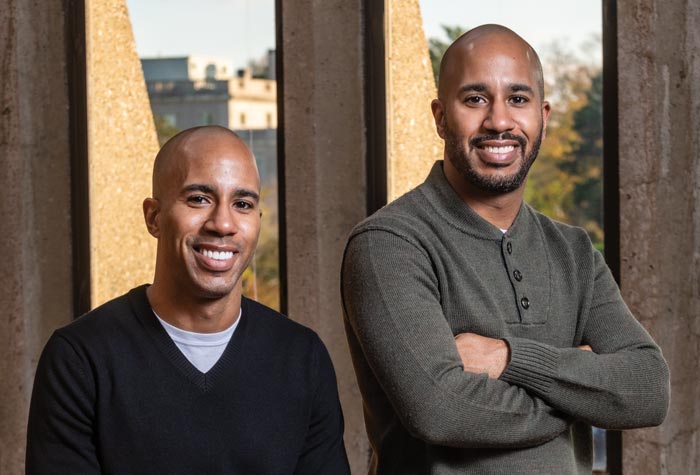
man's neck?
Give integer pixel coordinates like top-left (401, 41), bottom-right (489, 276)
top-left (444, 162), bottom-right (525, 230)
top-left (462, 190), bottom-right (523, 231)
top-left (146, 283), bottom-right (242, 333)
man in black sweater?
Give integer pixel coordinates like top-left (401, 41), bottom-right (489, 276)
top-left (26, 126), bottom-right (350, 474)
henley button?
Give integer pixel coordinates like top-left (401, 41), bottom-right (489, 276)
top-left (506, 242), bottom-right (513, 254)
top-left (521, 297), bottom-right (530, 309)
top-left (513, 270), bottom-right (522, 281)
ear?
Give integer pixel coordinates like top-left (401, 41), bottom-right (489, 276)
top-left (143, 197), bottom-right (161, 238)
top-left (431, 99), bottom-right (447, 139)
top-left (541, 101), bottom-right (551, 140)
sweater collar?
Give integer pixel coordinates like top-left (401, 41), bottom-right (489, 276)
top-left (127, 285), bottom-right (250, 390)
top-left (420, 161), bottom-right (534, 240)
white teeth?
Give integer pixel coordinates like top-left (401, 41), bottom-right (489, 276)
top-left (201, 249), bottom-right (234, 260)
top-left (484, 145), bottom-right (515, 154)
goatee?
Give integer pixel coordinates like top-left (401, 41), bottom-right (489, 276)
top-left (444, 125), bottom-right (544, 194)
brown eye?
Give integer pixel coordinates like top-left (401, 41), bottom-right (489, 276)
top-left (465, 95), bottom-right (485, 105)
top-left (187, 195), bottom-right (209, 205)
top-left (234, 200), bottom-right (254, 211)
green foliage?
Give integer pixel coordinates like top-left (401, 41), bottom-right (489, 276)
top-left (527, 42), bottom-right (604, 248)
top-left (241, 179), bottom-right (280, 310)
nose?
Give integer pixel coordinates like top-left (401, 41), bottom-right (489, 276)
top-left (204, 203), bottom-right (236, 236)
top-left (483, 100), bottom-right (515, 133)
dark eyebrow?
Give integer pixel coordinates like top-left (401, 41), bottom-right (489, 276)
top-left (458, 83), bottom-right (488, 94)
top-left (458, 83), bottom-right (535, 95)
top-left (234, 188), bottom-right (260, 202)
top-left (182, 184), bottom-right (260, 202)
top-left (510, 84), bottom-right (534, 94)
top-left (183, 184), bottom-right (215, 194)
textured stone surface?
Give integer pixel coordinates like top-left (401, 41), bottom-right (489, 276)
top-left (387, 0), bottom-right (442, 200)
top-left (618, 0), bottom-right (700, 473)
top-left (86, 0), bottom-right (159, 307)
top-left (0, 0), bottom-right (73, 471)
top-left (281, 0), bottom-right (369, 471)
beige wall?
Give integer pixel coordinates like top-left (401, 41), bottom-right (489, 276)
top-left (386, 0), bottom-right (442, 200)
top-left (618, 0), bottom-right (700, 473)
top-left (86, 0), bottom-right (159, 307)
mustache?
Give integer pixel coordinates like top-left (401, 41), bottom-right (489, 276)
top-left (470, 133), bottom-right (526, 149)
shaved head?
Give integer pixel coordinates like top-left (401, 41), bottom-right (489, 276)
top-left (438, 24), bottom-right (545, 101)
top-left (152, 126), bottom-right (257, 200)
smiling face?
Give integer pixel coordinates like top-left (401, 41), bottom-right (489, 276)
top-left (432, 26), bottom-right (550, 196)
top-left (144, 128), bottom-right (261, 303)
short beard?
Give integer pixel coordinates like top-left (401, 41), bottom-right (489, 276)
top-left (444, 124), bottom-right (544, 194)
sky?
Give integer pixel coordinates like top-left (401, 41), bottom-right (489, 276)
top-left (126, 0), bottom-right (276, 70)
top-left (419, 0), bottom-right (602, 59)
top-left (126, 0), bottom-right (601, 69)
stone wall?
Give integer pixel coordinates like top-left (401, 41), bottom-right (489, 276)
top-left (0, 1), bottom-right (73, 471)
top-left (618, 0), bottom-right (700, 473)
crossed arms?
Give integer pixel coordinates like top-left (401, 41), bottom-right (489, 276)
top-left (342, 229), bottom-right (669, 449)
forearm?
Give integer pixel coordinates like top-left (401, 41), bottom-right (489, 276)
top-left (500, 337), bottom-right (669, 429)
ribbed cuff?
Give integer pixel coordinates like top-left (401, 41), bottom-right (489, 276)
top-left (499, 337), bottom-right (560, 396)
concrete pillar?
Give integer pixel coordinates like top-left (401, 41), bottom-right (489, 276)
top-left (280, 0), bottom-right (370, 471)
top-left (618, 0), bottom-right (700, 473)
top-left (0, 0), bottom-right (74, 471)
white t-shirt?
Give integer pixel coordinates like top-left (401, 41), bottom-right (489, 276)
top-left (154, 309), bottom-right (241, 373)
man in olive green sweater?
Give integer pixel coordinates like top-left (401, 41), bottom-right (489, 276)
top-left (341, 24), bottom-right (669, 474)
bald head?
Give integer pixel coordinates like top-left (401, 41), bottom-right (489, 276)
top-left (152, 126), bottom-right (258, 200)
top-left (438, 24), bottom-right (544, 101)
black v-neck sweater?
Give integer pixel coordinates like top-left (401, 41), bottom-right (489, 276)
top-left (26, 285), bottom-right (350, 474)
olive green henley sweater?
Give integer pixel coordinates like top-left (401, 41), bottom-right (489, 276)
top-left (341, 161), bottom-right (669, 474)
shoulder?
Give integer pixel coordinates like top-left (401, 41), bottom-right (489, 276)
top-left (242, 297), bottom-right (325, 351)
top-left (526, 205), bottom-right (595, 253)
top-left (348, 185), bottom-right (433, 247)
top-left (241, 298), bottom-right (335, 385)
top-left (523, 205), bottom-right (603, 283)
top-left (35, 287), bottom-right (148, 389)
top-left (55, 286), bottom-right (147, 341)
